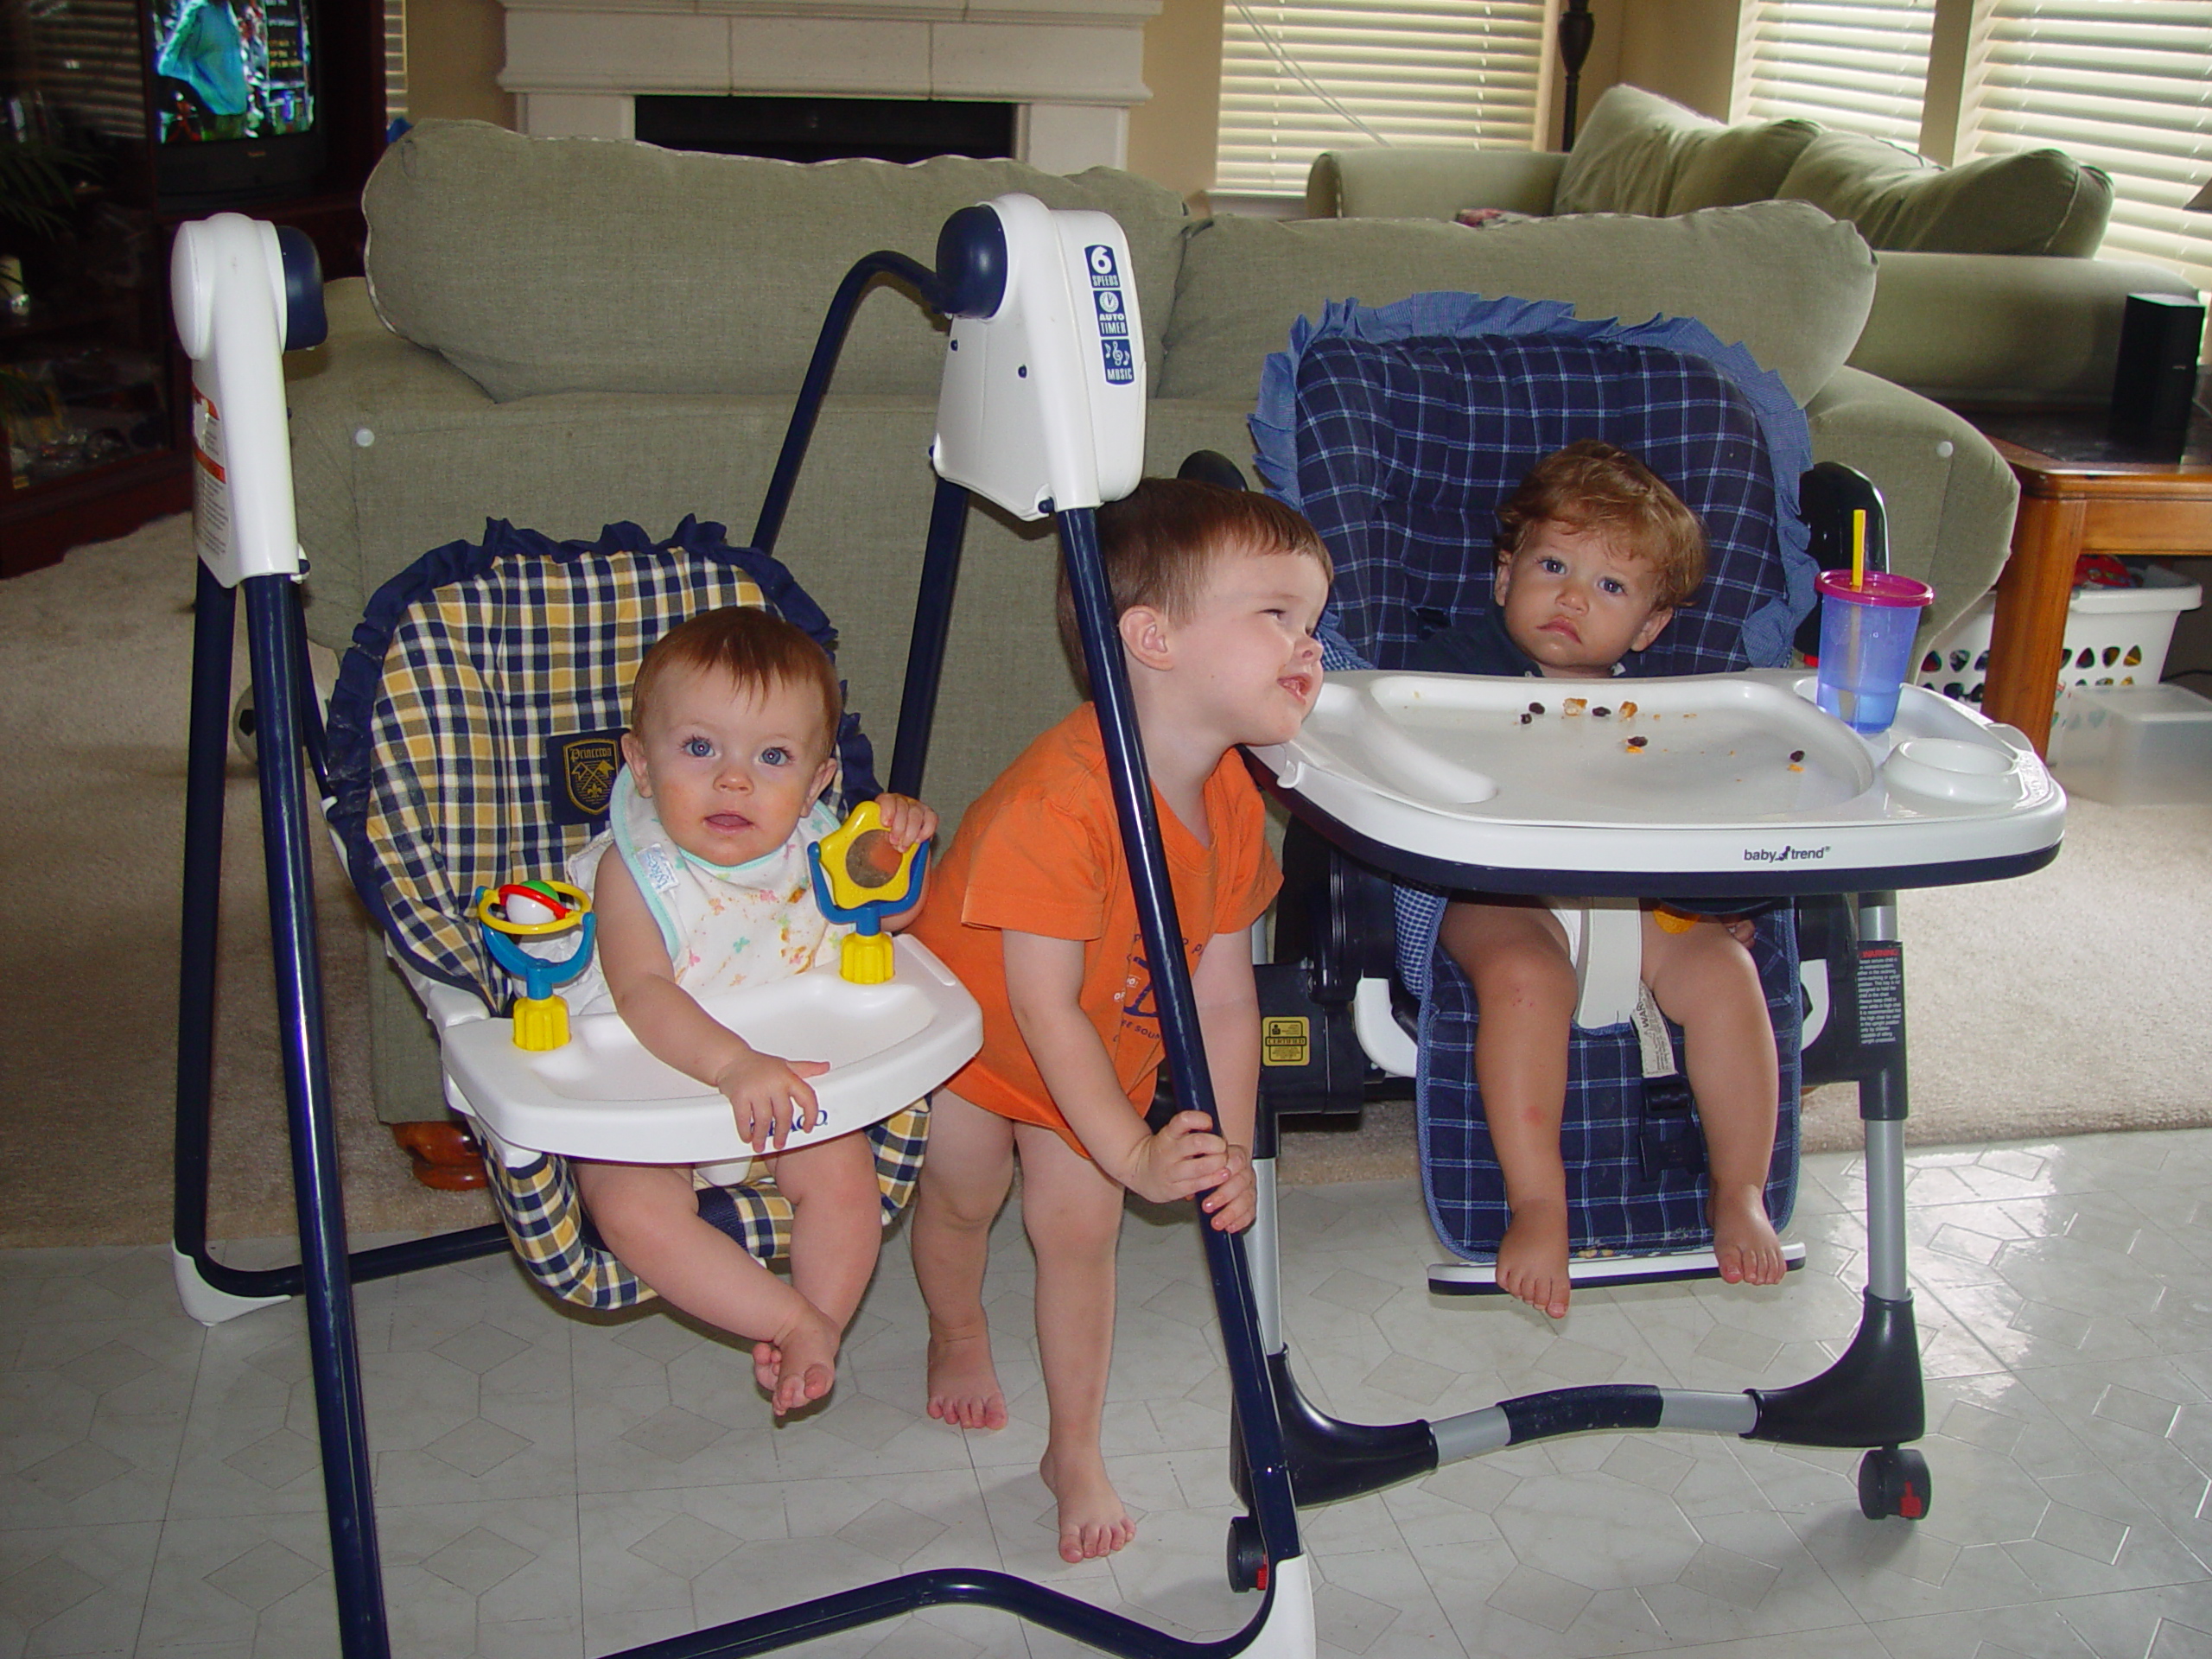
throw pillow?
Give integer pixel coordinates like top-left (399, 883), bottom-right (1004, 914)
top-left (1553, 85), bottom-right (1818, 219)
top-left (1775, 130), bottom-right (2113, 256)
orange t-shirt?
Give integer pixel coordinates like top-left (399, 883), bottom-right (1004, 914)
top-left (912, 704), bottom-right (1281, 1158)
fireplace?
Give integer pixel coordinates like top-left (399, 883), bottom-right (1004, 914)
top-left (633, 95), bottom-right (1015, 165)
top-left (497, 0), bottom-right (1159, 174)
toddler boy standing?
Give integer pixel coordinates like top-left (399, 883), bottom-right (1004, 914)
top-left (908, 479), bottom-right (1332, 1563)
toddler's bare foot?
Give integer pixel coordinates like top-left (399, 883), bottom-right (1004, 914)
top-left (1712, 1185), bottom-right (1787, 1287)
top-left (765, 1303), bottom-right (840, 1416)
top-left (925, 1327), bottom-right (1008, 1430)
top-left (1040, 1446), bottom-right (1135, 1563)
top-left (1496, 1199), bottom-right (1573, 1319)
top-left (752, 1340), bottom-right (780, 1395)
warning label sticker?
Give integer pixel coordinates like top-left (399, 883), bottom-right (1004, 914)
top-left (1261, 1015), bottom-right (1310, 1068)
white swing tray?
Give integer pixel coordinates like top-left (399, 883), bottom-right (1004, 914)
top-left (1251, 670), bottom-right (2064, 898)
top-left (439, 936), bottom-right (981, 1167)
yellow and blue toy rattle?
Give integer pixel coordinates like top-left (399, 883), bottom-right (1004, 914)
top-left (476, 879), bottom-right (595, 1050)
top-left (809, 800), bottom-right (930, 984)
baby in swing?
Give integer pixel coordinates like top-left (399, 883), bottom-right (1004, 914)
top-left (567, 605), bottom-right (936, 1413)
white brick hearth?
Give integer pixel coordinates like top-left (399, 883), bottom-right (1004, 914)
top-left (498, 0), bottom-right (1160, 172)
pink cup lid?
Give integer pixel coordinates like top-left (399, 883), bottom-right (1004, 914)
top-left (1816, 569), bottom-right (1934, 608)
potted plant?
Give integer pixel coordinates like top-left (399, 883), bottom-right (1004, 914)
top-left (1, 136), bottom-right (99, 306)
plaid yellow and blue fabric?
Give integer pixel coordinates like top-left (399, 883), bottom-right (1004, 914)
top-left (483, 1104), bottom-right (931, 1311)
top-left (327, 516), bottom-right (874, 1004)
top-left (1251, 296), bottom-right (1809, 1262)
top-left (324, 517), bottom-right (912, 1305)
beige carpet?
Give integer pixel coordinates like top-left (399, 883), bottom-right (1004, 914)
top-left (0, 517), bottom-right (493, 1249)
top-left (5, 515), bottom-right (2209, 1244)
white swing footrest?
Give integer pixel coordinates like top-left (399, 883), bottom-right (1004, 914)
top-left (1429, 1239), bottom-right (1808, 1295)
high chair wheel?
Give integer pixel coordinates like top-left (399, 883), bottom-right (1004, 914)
top-left (1225, 1514), bottom-right (1267, 1593)
top-left (1857, 1446), bottom-right (1931, 1521)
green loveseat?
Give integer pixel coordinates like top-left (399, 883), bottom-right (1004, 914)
top-left (286, 118), bottom-right (2016, 1127)
top-left (1307, 85), bottom-right (2203, 411)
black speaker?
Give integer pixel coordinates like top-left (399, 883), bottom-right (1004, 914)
top-left (2111, 292), bottom-right (2205, 433)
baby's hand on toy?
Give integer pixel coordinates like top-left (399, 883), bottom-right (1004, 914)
top-left (1120, 1110), bottom-right (1230, 1207)
top-left (1200, 1143), bottom-right (1256, 1233)
top-left (714, 1047), bottom-right (830, 1152)
top-left (874, 793), bottom-right (938, 854)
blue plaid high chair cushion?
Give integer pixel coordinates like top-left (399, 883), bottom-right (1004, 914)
top-left (1252, 295), bottom-right (1814, 1260)
top-left (324, 517), bottom-right (925, 1310)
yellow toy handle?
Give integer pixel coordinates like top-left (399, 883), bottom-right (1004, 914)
top-left (812, 800), bottom-right (921, 912)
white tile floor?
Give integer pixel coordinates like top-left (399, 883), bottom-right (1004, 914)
top-left (7, 1129), bottom-right (2212, 1658)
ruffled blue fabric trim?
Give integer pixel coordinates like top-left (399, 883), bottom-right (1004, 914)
top-left (1249, 292), bottom-right (1817, 667)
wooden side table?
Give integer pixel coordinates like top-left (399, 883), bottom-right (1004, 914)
top-left (1959, 407), bottom-right (2212, 756)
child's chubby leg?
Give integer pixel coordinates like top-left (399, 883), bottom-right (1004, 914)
top-left (572, 1159), bottom-right (840, 1414)
top-left (1438, 897), bottom-right (1579, 1319)
top-left (1640, 912), bottom-right (1787, 1288)
top-left (757, 1128), bottom-right (885, 1411)
top-left (908, 1089), bottom-right (1017, 1431)
top-left (1014, 1119), bottom-right (1136, 1564)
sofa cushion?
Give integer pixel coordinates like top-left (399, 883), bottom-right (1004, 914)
top-left (362, 120), bottom-right (1192, 402)
top-left (1160, 200), bottom-right (1873, 408)
top-left (1775, 130), bottom-right (2113, 256)
top-left (1554, 86), bottom-right (1819, 218)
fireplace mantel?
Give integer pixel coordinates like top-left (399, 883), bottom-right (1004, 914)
top-left (498, 0), bottom-right (1160, 172)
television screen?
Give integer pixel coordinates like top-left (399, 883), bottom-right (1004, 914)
top-left (149, 0), bottom-right (315, 147)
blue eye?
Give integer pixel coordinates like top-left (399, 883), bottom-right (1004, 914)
top-left (1600, 577), bottom-right (1625, 595)
top-left (683, 736), bottom-right (713, 758)
top-left (760, 747), bottom-right (791, 768)
top-left (1540, 556), bottom-right (1567, 575)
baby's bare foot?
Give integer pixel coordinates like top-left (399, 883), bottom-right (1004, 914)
top-left (752, 1340), bottom-right (780, 1395)
top-left (766, 1303), bottom-right (839, 1416)
top-left (1040, 1447), bottom-right (1135, 1563)
top-left (1712, 1185), bottom-right (1786, 1287)
top-left (1497, 1200), bottom-right (1573, 1319)
top-left (925, 1327), bottom-right (1008, 1430)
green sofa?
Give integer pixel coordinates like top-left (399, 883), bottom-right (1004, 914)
top-left (286, 118), bottom-right (2018, 1126)
top-left (1307, 85), bottom-right (2203, 411)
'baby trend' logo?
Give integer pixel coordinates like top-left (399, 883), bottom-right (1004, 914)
top-left (1743, 843), bottom-right (1831, 863)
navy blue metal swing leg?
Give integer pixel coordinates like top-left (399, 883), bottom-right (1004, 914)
top-left (241, 569), bottom-right (391, 1656)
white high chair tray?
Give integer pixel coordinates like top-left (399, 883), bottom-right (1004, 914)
top-left (442, 937), bottom-right (980, 1166)
top-left (1251, 671), bottom-right (2063, 897)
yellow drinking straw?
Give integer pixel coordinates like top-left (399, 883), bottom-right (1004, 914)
top-left (1851, 508), bottom-right (1866, 590)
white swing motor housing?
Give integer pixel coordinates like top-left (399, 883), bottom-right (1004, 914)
top-left (931, 193), bottom-right (1147, 521)
top-left (170, 213), bottom-right (310, 589)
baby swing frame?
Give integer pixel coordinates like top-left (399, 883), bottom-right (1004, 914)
top-left (170, 208), bottom-right (1313, 1658)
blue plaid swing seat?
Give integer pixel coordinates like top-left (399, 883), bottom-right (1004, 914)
top-left (1252, 293), bottom-right (1821, 1262)
top-left (324, 517), bottom-right (929, 1311)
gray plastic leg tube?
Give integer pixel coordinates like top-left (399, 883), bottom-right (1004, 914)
top-left (1250, 1156), bottom-right (1284, 1357)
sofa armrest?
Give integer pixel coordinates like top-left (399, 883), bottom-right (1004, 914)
top-left (1805, 365), bottom-right (2020, 643)
top-left (289, 277), bottom-right (509, 647)
top-left (1851, 251), bottom-right (2202, 404)
top-left (1306, 147), bottom-right (1566, 219)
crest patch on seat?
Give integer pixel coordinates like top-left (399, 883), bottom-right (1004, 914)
top-left (550, 729), bottom-right (625, 824)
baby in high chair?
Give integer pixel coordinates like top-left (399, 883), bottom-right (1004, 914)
top-left (1414, 439), bottom-right (1788, 1319)
top-left (566, 606), bottom-right (937, 1414)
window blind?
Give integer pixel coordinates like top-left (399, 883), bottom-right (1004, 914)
top-left (1215, 0), bottom-right (1548, 199)
top-left (1734, 0), bottom-right (1936, 149)
top-left (1958, 0), bottom-right (2212, 293)
top-left (385, 0), bottom-right (409, 124)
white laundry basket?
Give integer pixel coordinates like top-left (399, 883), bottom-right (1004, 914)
top-left (1915, 563), bottom-right (2202, 707)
